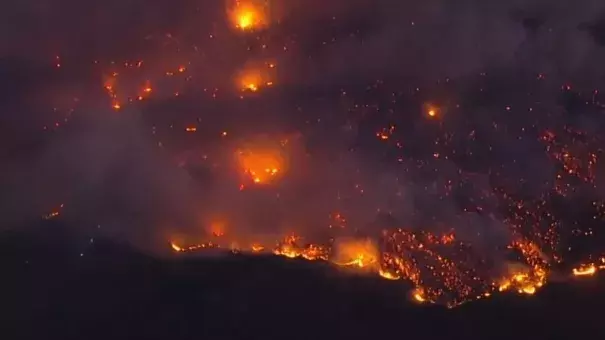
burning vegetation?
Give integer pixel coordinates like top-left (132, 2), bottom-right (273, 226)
top-left (227, 0), bottom-right (270, 31)
top-left (21, 0), bottom-right (605, 313)
top-left (234, 137), bottom-right (287, 186)
top-left (236, 62), bottom-right (276, 93)
top-left (170, 227), bottom-right (605, 308)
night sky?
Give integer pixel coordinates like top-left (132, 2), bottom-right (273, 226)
top-left (2, 0), bottom-right (605, 314)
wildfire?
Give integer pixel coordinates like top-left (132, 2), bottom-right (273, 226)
top-left (573, 258), bottom-right (605, 277)
top-left (169, 232), bottom-right (605, 307)
top-left (251, 244), bottom-right (265, 252)
top-left (237, 64), bottom-right (275, 92)
top-left (497, 269), bottom-right (545, 295)
top-left (171, 242), bottom-right (183, 252)
top-left (573, 265), bottom-right (597, 276)
top-left (236, 146), bottom-right (284, 184)
top-left (332, 239), bottom-right (379, 269)
top-left (412, 288), bottom-right (427, 303)
top-left (34, 0), bottom-right (605, 312)
top-left (43, 204), bottom-right (64, 220)
top-left (424, 103), bottom-right (440, 118)
top-left (378, 269), bottom-right (400, 280)
top-left (273, 237), bottom-right (330, 261)
top-left (227, 0), bottom-right (268, 31)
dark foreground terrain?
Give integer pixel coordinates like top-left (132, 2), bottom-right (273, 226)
top-left (2, 225), bottom-right (604, 340)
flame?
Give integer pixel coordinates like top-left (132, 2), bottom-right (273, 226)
top-left (236, 147), bottom-right (284, 184)
top-left (228, 0), bottom-right (268, 31)
top-left (171, 242), bottom-right (183, 252)
top-left (168, 233), bottom-right (602, 307)
top-left (237, 64), bottom-right (275, 92)
top-left (272, 238), bottom-right (329, 261)
top-left (251, 244), bottom-right (265, 252)
top-left (424, 103), bottom-right (440, 118)
top-left (378, 269), bottom-right (400, 280)
top-left (208, 221), bottom-right (226, 237)
top-left (332, 239), bottom-right (379, 269)
top-left (573, 265), bottom-right (598, 276)
top-left (43, 204), bottom-right (64, 220)
top-left (497, 267), bottom-right (546, 295)
top-left (412, 288), bottom-right (427, 303)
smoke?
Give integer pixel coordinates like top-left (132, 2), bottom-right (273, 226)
top-left (0, 109), bottom-right (202, 250)
top-left (1, 0), bottom-right (605, 263)
top-left (273, 0), bottom-right (605, 89)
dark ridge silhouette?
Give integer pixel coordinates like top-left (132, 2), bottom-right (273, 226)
top-left (2, 224), bottom-right (604, 340)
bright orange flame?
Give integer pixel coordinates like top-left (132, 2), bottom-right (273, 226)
top-left (573, 265), bottom-right (597, 276)
top-left (379, 269), bottom-right (400, 280)
top-left (237, 66), bottom-right (274, 93)
top-left (425, 103), bottom-right (440, 118)
top-left (521, 286), bottom-right (536, 295)
top-left (236, 148), bottom-right (284, 184)
top-left (228, 1), bottom-right (267, 31)
top-left (332, 239), bottom-right (379, 269)
top-left (251, 244), bottom-right (265, 252)
top-left (497, 268), bottom-right (546, 295)
top-left (412, 288), bottom-right (427, 303)
top-left (171, 242), bottom-right (183, 252)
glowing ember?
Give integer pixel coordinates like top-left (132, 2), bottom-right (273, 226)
top-left (43, 204), bottom-right (64, 220)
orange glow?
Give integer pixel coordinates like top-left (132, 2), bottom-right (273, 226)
top-left (379, 269), bottom-right (400, 280)
top-left (228, 0), bottom-right (268, 31)
top-left (171, 242), bottom-right (183, 252)
top-left (251, 244), bottom-right (265, 252)
top-left (424, 103), bottom-right (440, 118)
top-left (236, 146), bottom-right (284, 184)
top-left (412, 288), bottom-right (427, 303)
top-left (208, 221), bottom-right (226, 237)
top-left (497, 267), bottom-right (546, 295)
top-left (237, 66), bottom-right (274, 93)
top-left (167, 234), bottom-right (602, 307)
top-left (333, 239), bottom-right (379, 269)
top-left (573, 265), bottom-right (597, 276)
